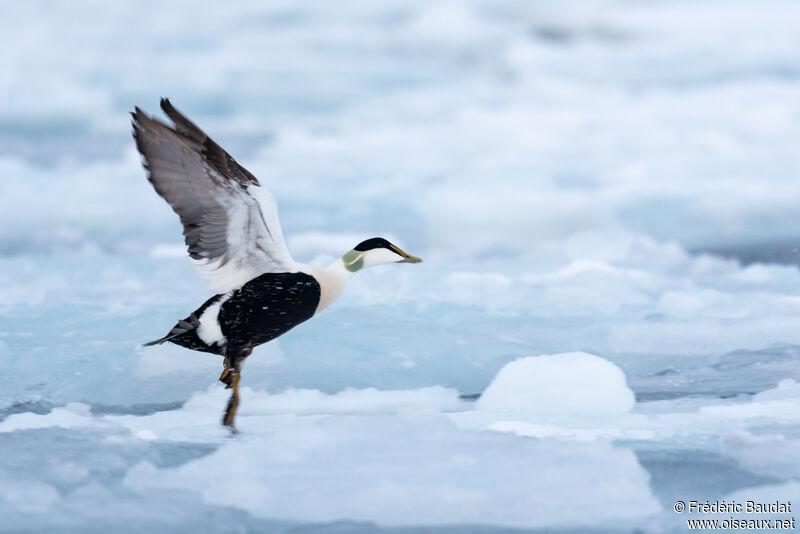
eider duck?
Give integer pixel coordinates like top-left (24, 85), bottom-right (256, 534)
top-left (132, 99), bottom-right (422, 431)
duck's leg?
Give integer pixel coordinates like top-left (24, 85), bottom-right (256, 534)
top-left (220, 345), bottom-right (252, 433)
top-left (222, 366), bottom-right (240, 432)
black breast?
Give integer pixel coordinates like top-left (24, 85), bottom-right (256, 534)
top-left (218, 271), bottom-right (321, 351)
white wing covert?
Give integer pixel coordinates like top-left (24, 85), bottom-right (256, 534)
top-left (132, 99), bottom-right (297, 293)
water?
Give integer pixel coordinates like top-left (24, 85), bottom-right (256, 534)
top-left (2, 1), bottom-right (800, 531)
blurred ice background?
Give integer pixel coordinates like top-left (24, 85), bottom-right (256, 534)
top-left (2, 1), bottom-right (800, 532)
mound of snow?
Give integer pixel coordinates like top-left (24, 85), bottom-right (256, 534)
top-left (476, 352), bottom-right (635, 417)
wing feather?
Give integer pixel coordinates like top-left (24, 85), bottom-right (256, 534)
top-left (132, 100), bottom-right (297, 293)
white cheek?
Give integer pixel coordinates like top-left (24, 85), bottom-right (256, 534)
top-left (361, 248), bottom-right (403, 267)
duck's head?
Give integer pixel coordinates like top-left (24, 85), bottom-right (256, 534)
top-left (341, 237), bottom-right (422, 272)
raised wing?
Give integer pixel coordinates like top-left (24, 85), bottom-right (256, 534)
top-left (132, 99), bottom-right (297, 293)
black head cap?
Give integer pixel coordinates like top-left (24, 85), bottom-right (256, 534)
top-left (354, 237), bottom-right (393, 252)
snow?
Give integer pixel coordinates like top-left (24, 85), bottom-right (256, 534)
top-left (3, 0), bottom-right (800, 531)
top-left (476, 353), bottom-right (635, 416)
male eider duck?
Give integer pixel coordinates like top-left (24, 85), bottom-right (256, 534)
top-left (132, 99), bottom-right (422, 431)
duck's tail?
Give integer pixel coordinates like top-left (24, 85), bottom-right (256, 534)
top-left (141, 316), bottom-right (199, 347)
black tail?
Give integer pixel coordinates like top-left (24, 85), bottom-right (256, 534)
top-left (141, 335), bottom-right (173, 347)
top-left (141, 316), bottom-right (199, 347)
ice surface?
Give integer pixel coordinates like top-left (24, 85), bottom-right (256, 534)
top-left (122, 408), bottom-right (659, 528)
top-left (4, 0), bottom-right (800, 531)
top-left (0, 385), bottom-right (660, 530)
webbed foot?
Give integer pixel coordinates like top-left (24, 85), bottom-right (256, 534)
top-left (218, 357), bottom-right (232, 388)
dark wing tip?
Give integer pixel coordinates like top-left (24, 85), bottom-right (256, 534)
top-left (130, 107), bottom-right (156, 146)
top-left (131, 106), bottom-right (152, 130)
top-left (158, 98), bottom-right (208, 145)
top-left (131, 109), bottom-right (144, 141)
top-left (160, 97), bottom-right (173, 114)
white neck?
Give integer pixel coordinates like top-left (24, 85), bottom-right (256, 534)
top-left (302, 248), bottom-right (407, 315)
top-left (303, 258), bottom-right (353, 314)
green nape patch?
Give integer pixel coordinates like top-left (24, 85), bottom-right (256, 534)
top-left (342, 250), bottom-right (364, 272)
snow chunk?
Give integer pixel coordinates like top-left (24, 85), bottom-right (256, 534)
top-left (752, 378), bottom-right (800, 401)
top-left (701, 379), bottom-right (800, 419)
top-left (476, 353), bottom-right (635, 417)
top-left (0, 403), bottom-right (92, 433)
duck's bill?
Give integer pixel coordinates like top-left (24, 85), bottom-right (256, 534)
top-left (399, 254), bottom-right (423, 264)
top-left (391, 245), bottom-right (423, 263)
